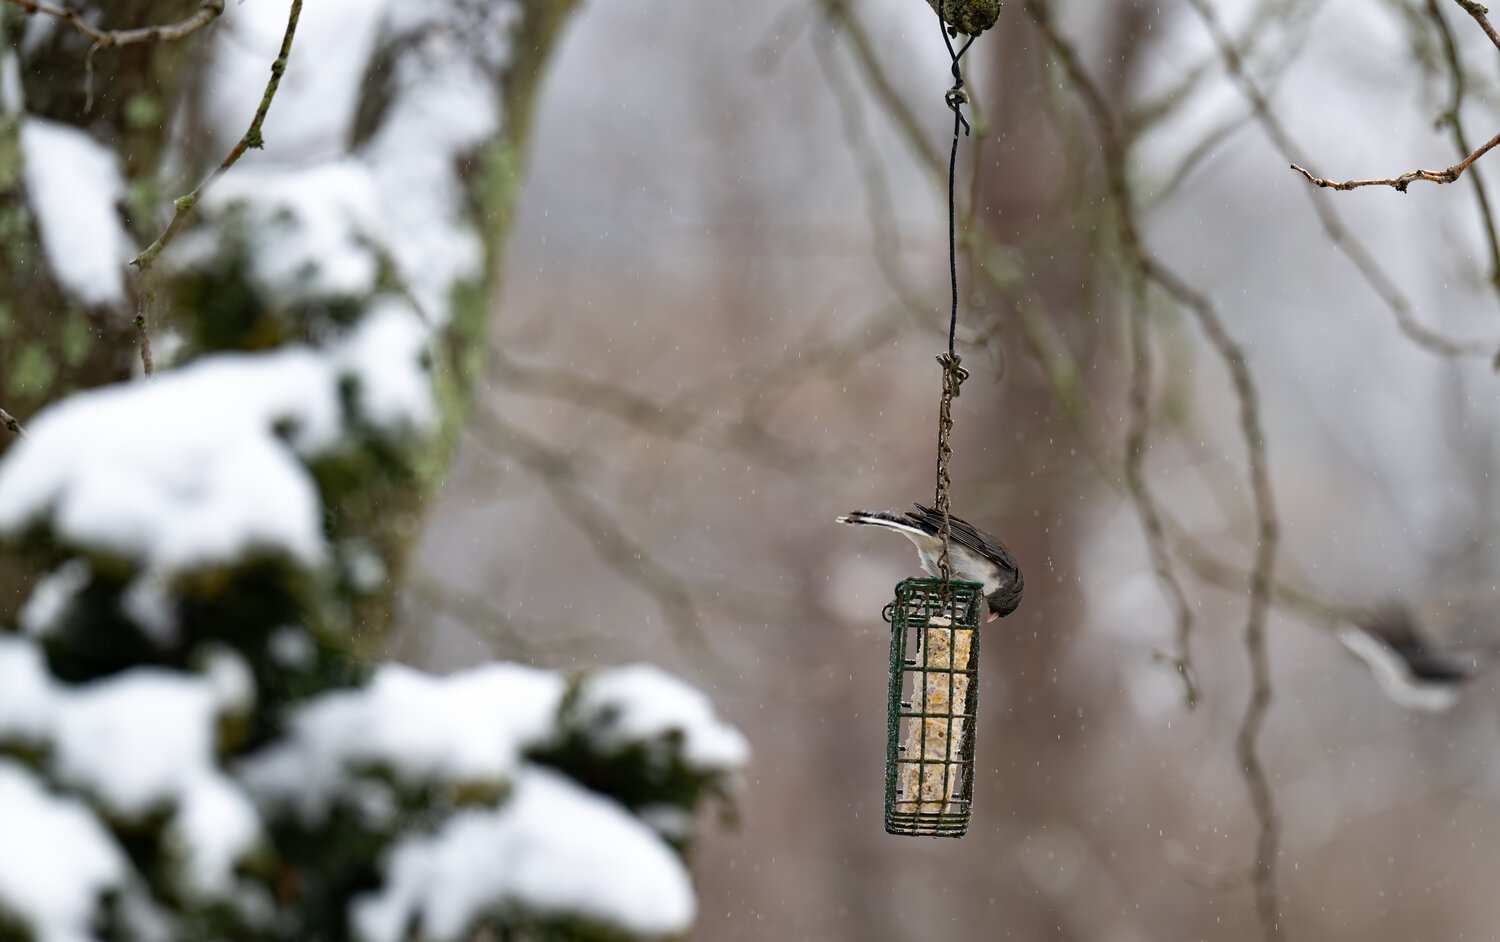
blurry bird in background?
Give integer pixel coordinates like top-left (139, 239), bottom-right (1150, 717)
top-left (1336, 602), bottom-right (1489, 712)
top-left (837, 503), bottom-right (1023, 621)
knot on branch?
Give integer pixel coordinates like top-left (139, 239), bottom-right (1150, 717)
top-left (925, 0), bottom-right (1004, 36)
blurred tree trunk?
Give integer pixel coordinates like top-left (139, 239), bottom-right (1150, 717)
top-left (0, 0), bottom-right (582, 633)
top-left (961, 3), bottom-right (1159, 934)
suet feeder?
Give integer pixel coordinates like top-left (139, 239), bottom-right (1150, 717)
top-left (885, 577), bottom-right (982, 837)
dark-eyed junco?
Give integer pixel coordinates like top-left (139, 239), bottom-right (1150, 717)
top-left (838, 503), bottom-right (1023, 621)
top-left (1336, 603), bottom-right (1481, 712)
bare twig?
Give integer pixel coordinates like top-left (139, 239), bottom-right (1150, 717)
top-left (0, 407), bottom-right (25, 439)
top-left (5, 0), bottom-right (223, 46)
top-left (1024, 5), bottom-right (1283, 939)
top-left (131, 0), bottom-right (301, 272)
top-left (1182, 0), bottom-right (1497, 361)
top-left (5, 0), bottom-right (225, 111)
top-left (815, 0), bottom-right (945, 181)
top-left (1454, 0), bottom-right (1500, 52)
top-left (123, 0), bottom-right (300, 375)
top-left (812, 27), bottom-right (928, 317)
top-left (1123, 271), bottom-right (1199, 708)
top-left (1427, 0), bottom-right (1500, 290)
top-left (1289, 131), bottom-right (1500, 192)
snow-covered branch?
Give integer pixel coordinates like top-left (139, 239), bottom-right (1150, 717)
top-left (0, 2), bottom-right (744, 941)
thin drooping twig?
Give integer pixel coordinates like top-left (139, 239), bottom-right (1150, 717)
top-left (1289, 131), bottom-right (1500, 192)
top-left (1137, 1), bottom-right (1325, 211)
top-left (131, 0), bottom-right (301, 272)
top-left (1426, 0), bottom-right (1500, 291)
top-left (1181, 0), bottom-right (1498, 360)
top-left (124, 0), bottom-right (300, 375)
top-left (4, 0), bottom-right (225, 111)
top-left (815, 0), bottom-right (945, 181)
top-left (1024, 5), bottom-right (1283, 940)
top-left (1123, 270), bottom-right (1199, 708)
top-left (811, 28), bottom-right (928, 317)
top-left (1454, 0), bottom-right (1500, 52)
top-left (0, 408), bottom-right (25, 439)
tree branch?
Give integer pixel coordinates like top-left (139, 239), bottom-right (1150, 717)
top-left (5, 0), bottom-right (223, 46)
top-left (5, 0), bottom-right (226, 111)
top-left (1124, 271), bottom-right (1199, 708)
top-left (130, 0), bottom-right (301, 272)
top-left (1181, 0), bottom-right (1499, 360)
top-left (814, 0), bottom-right (945, 181)
top-left (1289, 130), bottom-right (1500, 192)
top-left (1428, 0), bottom-right (1500, 291)
top-left (1454, 0), bottom-right (1500, 52)
top-left (123, 0), bottom-right (300, 376)
top-left (0, 407), bottom-right (25, 439)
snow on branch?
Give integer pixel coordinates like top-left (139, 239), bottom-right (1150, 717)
top-left (0, 759), bottom-right (130, 942)
top-left (187, 0), bottom-right (517, 329)
top-left (352, 768), bottom-right (696, 942)
top-left (0, 636), bottom-right (260, 898)
top-left (573, 664), bottom-right (752, 772)
top-left (0, 302), bottom-right (433, 575)
top-left (239, 661), bottom-right (567, 822)
top-left (18, 119), bottom-right (130, 308)
top-left (0, 627), bottom-right (747, 941)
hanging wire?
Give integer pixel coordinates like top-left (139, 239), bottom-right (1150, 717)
top-left (938, 6), bottom-right (976, 358)
top-left (934, 0), bottom-right (975, 591)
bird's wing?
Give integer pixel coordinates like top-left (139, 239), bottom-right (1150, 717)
top-left (910, 503), bottom-right (1016, 569)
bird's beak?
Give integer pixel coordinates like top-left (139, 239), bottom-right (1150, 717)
top-left (986, 611), bottom-right (998, 623)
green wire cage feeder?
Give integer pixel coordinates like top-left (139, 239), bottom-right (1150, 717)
top-left (885, 577), bottom-right (983, 837)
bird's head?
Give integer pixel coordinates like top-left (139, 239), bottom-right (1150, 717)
top-left (985, 567), bottom-right (1024, 621)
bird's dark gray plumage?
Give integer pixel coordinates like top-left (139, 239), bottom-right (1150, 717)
top-left (838, 503), bottom-right (1023, 620)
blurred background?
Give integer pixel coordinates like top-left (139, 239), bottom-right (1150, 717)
top-left (379, 0), bottom-right (1500, 938)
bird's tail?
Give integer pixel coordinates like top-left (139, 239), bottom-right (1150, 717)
top-left (837, 510), bottom-right (924, 535)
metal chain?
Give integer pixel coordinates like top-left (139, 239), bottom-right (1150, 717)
top-left (934, 352), bottom-right (969, 590)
